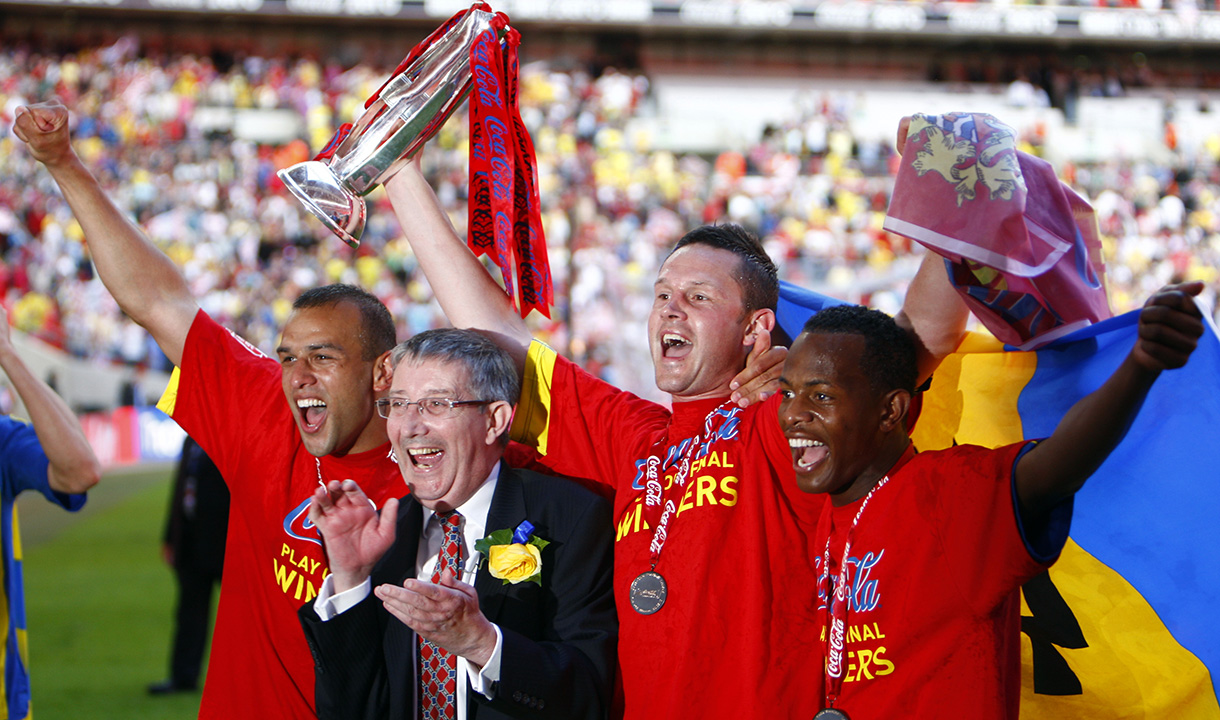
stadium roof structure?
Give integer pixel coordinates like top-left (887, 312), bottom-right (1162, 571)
top-left (4, 0), bottom-right (1220, 48)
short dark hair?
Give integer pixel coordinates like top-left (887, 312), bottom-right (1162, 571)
top-left (389, 329), bottom-right (520, 407)
top-left (670, 224), bottom-right (778, 314)
top-left (293, 284), bottom-right (396, 361)
top-left (801, 305), bottom-right (917, 396)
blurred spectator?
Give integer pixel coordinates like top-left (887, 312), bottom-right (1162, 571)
top-left (148, 434), bottom-right (230, 696)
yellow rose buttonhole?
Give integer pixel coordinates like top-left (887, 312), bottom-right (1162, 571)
top-left (475, 521), bottom-right (549, 585)
top-left (488, 543), bottom-right (542, 584)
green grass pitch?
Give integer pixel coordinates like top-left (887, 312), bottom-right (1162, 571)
top-left (20, 463), bottom-right (206, 719)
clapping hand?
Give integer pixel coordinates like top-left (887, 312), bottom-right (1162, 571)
top-left (309, 479), bottom-right (398, 593)
top-left (376, 568), bottom-right (499, 668)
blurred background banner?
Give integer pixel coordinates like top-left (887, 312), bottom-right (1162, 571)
top-left (3, 0), bottom-right (1220, 48)
top-left (776, 297), bottom-right (1220, 718)
top-left (79, 406), bottom-right (186, 468)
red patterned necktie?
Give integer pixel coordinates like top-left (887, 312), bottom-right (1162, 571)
top-left (419, 510), bottom-right (462, 720)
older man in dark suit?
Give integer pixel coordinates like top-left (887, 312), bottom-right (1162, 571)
top-left (299, 328), bottom-right (616, 720)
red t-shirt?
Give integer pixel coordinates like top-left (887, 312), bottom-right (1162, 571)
top-left (159, 311), bottom-right (403, 719)
top-left (811, 442), bottom-right (1070, 719)
top-left (510, 342), bottom-right (826, 719)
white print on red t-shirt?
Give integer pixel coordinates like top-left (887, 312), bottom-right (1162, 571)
top-left (629, 406), bottom-right (743, 491)
top-left (225, 327), bottom-right (270, 359)
top-left (815, 549), bottom-right (896, 684)
top-left (815, 549), bottom-right (884, 613)
top-left (617, 408), bottom-right (745, 542)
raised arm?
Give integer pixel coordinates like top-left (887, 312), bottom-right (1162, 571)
top-left (12, 101), bottom-right (199, 367)
top-left (0, 309), bottom-right (101, 494)
top-left (896, 251), bottom-right (970, 386)
top-left (384, 162), bottom-right (531, 372)
top-left (1016, 282), bottom-right (1205, 521)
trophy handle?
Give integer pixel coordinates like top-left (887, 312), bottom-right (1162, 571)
top-left (278, 160), bottom-right (367, 249)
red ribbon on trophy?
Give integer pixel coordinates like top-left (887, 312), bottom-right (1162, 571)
top-left (468, 16), bottom-right (552, 319)
top-left (503, 27), bottom-right (552, 320)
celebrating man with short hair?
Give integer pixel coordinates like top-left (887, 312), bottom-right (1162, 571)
top-left (777, 287), bottom-right (1205, 719)
top-left (15, 99), bottom-right (403, 719)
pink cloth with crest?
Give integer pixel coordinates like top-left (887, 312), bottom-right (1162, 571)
top-left (883, 113), bottom-right (1110, 349)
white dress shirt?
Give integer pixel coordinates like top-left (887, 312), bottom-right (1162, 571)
top-left (314, 463), bottom-right (505, 716)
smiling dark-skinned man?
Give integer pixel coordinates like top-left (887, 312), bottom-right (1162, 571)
top-left (777, 287), bottom-right (1205, 720)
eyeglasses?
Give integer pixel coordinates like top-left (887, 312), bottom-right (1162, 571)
top-left (375, 397), bottom-right (492, 419)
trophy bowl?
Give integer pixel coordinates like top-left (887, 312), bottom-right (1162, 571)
top-left (278, 5), bottom-right (498, 248)
top-left (279, 160), bottom-right (367, 247)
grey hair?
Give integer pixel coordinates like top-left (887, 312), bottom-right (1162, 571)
top-left (389, 328), bottom-right (521, 406)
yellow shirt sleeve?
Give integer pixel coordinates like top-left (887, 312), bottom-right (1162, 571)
top-left (509, 340), bottom-right (557, 455)
top-left (156, 367), bottom-right (182, 416)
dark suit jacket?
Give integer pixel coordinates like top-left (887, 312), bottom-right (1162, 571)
top-left (164, 435), bottom-right (229, 576)
top-left (299, 464), bottom-right (617, 720)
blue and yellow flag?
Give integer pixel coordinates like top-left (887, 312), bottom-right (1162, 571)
top-left (777, 283), bottom-right (1220, 718)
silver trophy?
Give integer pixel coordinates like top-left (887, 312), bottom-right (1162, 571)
top-left (278, 6), bottom-right (498, 247)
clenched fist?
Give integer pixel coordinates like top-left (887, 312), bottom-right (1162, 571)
top-left (12, 101), bottom-right (74, 168)
top-left (1132, 281), bottom-right (1206, 373)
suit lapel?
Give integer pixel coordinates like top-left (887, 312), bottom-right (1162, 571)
top-left (474, 466), bottom-right (527, 623)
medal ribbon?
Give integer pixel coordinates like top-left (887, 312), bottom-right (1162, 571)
top-left (468, 16), bottom-right (554, 319)
top-left (822, 474), bottom-right (892, 711)
top-left (642, 401), bottom-right (738, 568)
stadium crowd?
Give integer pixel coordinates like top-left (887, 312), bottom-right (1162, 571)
top-left (0, 38), bottom-right (1216, 400)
